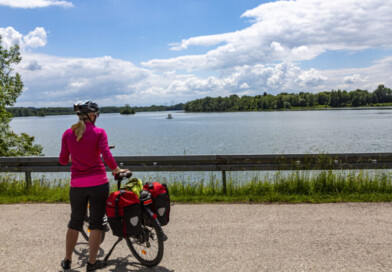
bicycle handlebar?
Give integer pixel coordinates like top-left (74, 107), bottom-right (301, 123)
top-left (114, 170), bottom-right (132, 190)
top-left (114, 170), bottom-right (132, 181)
top-left (110, 145), bottom-right (132, 189)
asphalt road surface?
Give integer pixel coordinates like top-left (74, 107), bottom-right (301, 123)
top-left (1, 203), bottom-right (392, 272)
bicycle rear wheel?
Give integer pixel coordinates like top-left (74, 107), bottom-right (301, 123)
top-left (125, 213), bottom-right (164, 267)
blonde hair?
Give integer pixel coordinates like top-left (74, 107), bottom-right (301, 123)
top-left (71, 119), bottom-right (86, 142)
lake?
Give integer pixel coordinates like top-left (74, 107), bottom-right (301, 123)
top-left (8, 109), bottom-right (392, 182)
top-left (10, 109), bottom-right (392, 156)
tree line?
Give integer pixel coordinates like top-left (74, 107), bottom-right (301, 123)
top-left (183, 85), bottom-right (392, 112)
top-left (7, 85), bottom-right (392, 117)
top-left (7, 103), bottom-right (185, 117)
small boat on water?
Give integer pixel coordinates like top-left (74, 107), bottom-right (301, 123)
top-left (166, 114), bottom-right (173, 119)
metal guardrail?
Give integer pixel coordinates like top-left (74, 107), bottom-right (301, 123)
top-left (1, 153), bottom-right (392, 191)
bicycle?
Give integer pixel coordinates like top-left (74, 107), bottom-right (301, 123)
top-left (102, 170), bottom-right (167, 267)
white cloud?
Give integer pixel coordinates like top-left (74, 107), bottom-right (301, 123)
top-left (296, 69), bottom-right (328, 87)
top-left (24, 60), bottom-right (42, 71)
top-left (322, 57), bottom-right (392, 91)
top-left (343, 74), bottom-right (365, 85)
top-left (0, 0), bottom-right (73, 8)
top-left (0, 27), bottom-right (23, 48)
top-left (23, 27), bottom-right (47, 48)
top-left (140, 0), bottom-right (392, 98)
top-left (169, 33), bottom-right (234, 51)
top-left (0, 27), bottom-right (47, 49)
top-left (15, 53), bottom-right (215, 106)
top-left (13, 52), bottom-right (313, 106)
top-left (3, 0), bottom-right (392, 107)
top-left (240, 83), bottom-right (250, 89)
top-left (144, 0), bottom-right (392, 71)
top-left (270, 42), bottom-right (284, 52)
top-left (18, 54), bottom-right (150, 102)
top-left (12, 51), bottom-right (392, 107)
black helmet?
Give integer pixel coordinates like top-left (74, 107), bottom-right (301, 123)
top-left (73, 100), bottom-right (100, 115)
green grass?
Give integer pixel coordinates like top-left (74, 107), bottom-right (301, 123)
top-left (168, 171), bottom-right (392, 203)
top-left (0, 174), bottom-right (70, 203)
top-left (1, 171), bottom-right (392, 204)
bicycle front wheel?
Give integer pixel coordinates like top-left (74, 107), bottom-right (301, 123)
top-left (80, 214), bottom-right (106, 244)
top-left (125, 213), bottom-right (164, 267)
top-left (80, 225), bottom-right (106, 243)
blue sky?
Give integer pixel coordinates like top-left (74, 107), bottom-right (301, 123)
top-left (1, 0), bottom-right (392, 107)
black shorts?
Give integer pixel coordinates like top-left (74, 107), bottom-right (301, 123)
top-left (68, 183), bottom-right (109, 231)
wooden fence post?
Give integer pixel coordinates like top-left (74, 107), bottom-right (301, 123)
top-left (25, 172), bottom-right (32, 189)
top-left (222, 170), bottom-right (227, 195)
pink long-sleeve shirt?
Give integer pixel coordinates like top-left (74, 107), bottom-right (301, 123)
top-left (59, 122), bottom-right (118, 187)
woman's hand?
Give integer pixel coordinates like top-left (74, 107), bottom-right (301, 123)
top-left (113, 167), bottom-right (128, 175)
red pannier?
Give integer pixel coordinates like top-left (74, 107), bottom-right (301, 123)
top-left (106, 190), bottom-right (142, 237)
top-left (143, 182), bottom-right (170, 226)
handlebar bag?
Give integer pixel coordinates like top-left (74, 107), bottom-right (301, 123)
top-left (106, 189), bottom-right (142, 237)
top-left (143, 182), bottom-right (170, 226)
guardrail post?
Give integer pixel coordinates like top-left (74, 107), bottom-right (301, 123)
top-left (222, 170), bottom-right (227, 195)
top-left (25, 172), bottom-right (32, 189)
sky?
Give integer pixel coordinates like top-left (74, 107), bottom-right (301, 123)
top-left (1, 0), bottom-right (392, 107)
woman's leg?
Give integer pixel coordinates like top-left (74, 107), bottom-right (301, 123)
top-left (88, 229), bottom-right (102, 264)
top-left (65, 186), bottom-right (88, 261)
top-left (87, 183), bottom-right (109, 264)
top-left (65, 228), bottom-right (79, 261)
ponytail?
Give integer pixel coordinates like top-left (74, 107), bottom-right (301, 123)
top-left (71, 119), bottom-right (86, 142)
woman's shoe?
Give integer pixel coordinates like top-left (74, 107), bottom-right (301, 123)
top-left (86, 260), bottom-right (106, 271)
top-left (61, 259), bottom-right (71, 269)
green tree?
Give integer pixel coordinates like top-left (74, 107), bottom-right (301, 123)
top-left (317, 92), bottom-right (329, 106)
top-left (120, 104), bottom-right (135, 115)
top-left (0, 36), bottom-right (42, 156)
top-left (229, 94), bottom-right (240, 110)
top-left (329, 90), bottom-right (340, 107)
top-left (37, 109), bottom-right (46, 117)
top-left (276, 95), bottom-right (284, 109)
top-left (371, 93), bottom-right (379, 104)
top-left (351, 96), bottom-right (360, 107)
top-left (374, 84), bottom-right (392, 103)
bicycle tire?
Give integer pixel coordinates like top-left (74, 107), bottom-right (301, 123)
top-left (81, 226), bottom-right (106, 243)
top-left (81, 216), bottom-right (106, 244)
top-left (125, 212), bottom-right (164, 267)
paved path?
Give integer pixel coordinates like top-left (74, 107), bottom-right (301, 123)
top-left (1, 203), bottom-right (392, 271)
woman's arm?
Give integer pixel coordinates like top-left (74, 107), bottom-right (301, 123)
top-left (98, 129), bottom-right (119, 170)
top-left (59, 132), bottom-right (70, 165)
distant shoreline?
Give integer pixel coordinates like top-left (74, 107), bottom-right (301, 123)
top-left (8, 85), bottom-right (392, 116)
top-left (8, 104), bottom-right (392, 118)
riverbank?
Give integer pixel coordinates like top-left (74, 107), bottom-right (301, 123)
top-left (1, 170), bottom-right (392, 204)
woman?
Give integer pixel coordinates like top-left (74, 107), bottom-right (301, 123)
top-left (59, 100), bottom-right (125, 271)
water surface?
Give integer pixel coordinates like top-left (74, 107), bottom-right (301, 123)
top-left (9, 109), bottom-right (392, 182)
top-left (10, 109), bottom-right (392, 156)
